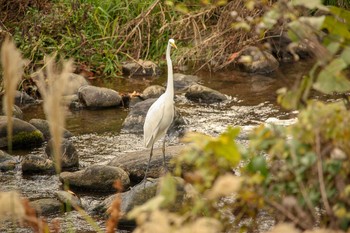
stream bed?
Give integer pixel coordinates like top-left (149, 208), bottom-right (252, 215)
top-left (0, 60), bottom-right (313, 232)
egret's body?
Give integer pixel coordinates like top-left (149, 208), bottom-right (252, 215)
top-left (143, 39), bottom-right (177, 180)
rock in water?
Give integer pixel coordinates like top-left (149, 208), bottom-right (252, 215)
top-left (236, 46), bottom-right (279, 74)
top-left (29, 118), bottom-right (73, 140)
top-left (122, 60), bottom-right (160, 76)
top-left (185, 84), bottom-right (227, 103)
top-left (21, 155), bottom-right (54, 174)
top-left (78, 85), bottom-right (122, 108)
top-left (122, 98), bottom-right (185, 134)
top-left (0, 116), bottom-right (44, 149)
top-left (59, 165), bottom-right (130, 192)
top-left (108, 145), bottom-right (185, 182)
top-left (141, 85), bottom-right (165, 99)
top-left (45, 138), bottom-right (79, 169)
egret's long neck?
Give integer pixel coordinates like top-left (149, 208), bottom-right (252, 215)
top-left (165, 43), bottom-right (174, 98)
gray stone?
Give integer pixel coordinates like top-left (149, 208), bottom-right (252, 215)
top-left (45, 138), bottom-right (79, 169)
top-left (122, 60), bottom-right (160, 77)
top-left (30, 198), bottom-right (62, 215)
top-left (0, 150), bottom-right (17, 171)
top-left (59, 165), bottom-right (130, 192)
top-left (78, 85), bottom-right (122, 108)
top-left (236, 46), bottom-right (279, 74)
top-left (0, 104), bottom-right (23, 119)
top-left (0, 116), bottom-right (44, 149)
top-left (14, 91), bottom-right (35, 106)
top-left (141, 85), bottom-right (165, 99)
top-left (64, 73), bottom-right (89, 95)
top-left (56, 190), bottom-right (82, 209)
top-left (94, 179), bottom-right (159, 216)
top-left (185, 84), bottom-right (227, 103)
top-left (173, 73), bottom-right (199, 91)
top-left (108, 145), bottom-right (185, 182)
top-left (21, 154), bottom-right (54, 174)
top-left (122, 98), bottom-right (185, 134)
top-left (29, 118), bottom-right (73, 140)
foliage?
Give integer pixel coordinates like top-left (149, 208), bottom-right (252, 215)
top-left (128, 0), bottom-right (350, 232)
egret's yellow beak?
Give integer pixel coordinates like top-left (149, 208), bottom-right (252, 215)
top-left (170, 41), bottom-right (177, 49)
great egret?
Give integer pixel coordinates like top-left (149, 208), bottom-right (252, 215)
top-left (143, 38), bottom-right (177, 182)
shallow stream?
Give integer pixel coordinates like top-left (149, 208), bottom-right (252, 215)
top-left (0, 60), bottom-right (313, 232)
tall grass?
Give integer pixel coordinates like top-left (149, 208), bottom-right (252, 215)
top-left (0, 37), bottom-right (25, 151)
top-left (34, 55), bottom-right (73, 173)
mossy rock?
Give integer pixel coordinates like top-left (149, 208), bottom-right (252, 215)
top-left (0, 116), bottom-right (44, 149)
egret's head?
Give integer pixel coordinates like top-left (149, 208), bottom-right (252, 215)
top-left (169, 39), bottom-right (177, 49)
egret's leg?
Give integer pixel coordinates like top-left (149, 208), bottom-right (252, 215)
top-left (162, 136), bottom-right (168, 172)
top-left (142, 144), bottom-right (154, 185)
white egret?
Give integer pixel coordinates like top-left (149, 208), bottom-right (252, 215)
top-left (143, 38), bottom-right (177, 181)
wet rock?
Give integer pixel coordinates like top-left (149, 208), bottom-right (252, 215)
top-left (0, 116), bottom-right (44, 149)
top-left (29, 118), bottom-right (73, 140)
top-left (108, 145), bottom-right (185, 182)
top-left (78, 85), bottom-right (122, 108)
top-left (268, 32), bottom-right (312, 62)
top-left (173, 73), bottom-right (199, 91)
top-left (0, 150), bottom-right (18, 171)
top-left (185, 84), bottom-right (227, 104)
top-left (94, 178), bottom-right (159, 216)
top-left (56, 190), bottom-right (82, 209)
top-left (0, 104), bottom-right (23, 119)
top-left (45, 138), bottom-right (79, 169)
top-left (122, 60), bottom-right (160, 77)
top-left (30, 198), bottom-right (62, 215)
top-left (122, 98), bottom-right (185, 134)
top-left (236, 46), bottom-right (279, 74)
top-left (59, 165), bottom-right (130, 192)
top-left (64, 73), bottom-right (89, 95)
top-left (140, 85), bottom-right (165, 99)
top-left (21, 154), bottom-right (54, 174)
top-left (14, 91), bottom-right (36, 106)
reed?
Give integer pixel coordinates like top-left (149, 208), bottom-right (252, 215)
top-left (0, 37), bottom-right (26, 151)
top-left (34, 55), bottom-right (73, 174)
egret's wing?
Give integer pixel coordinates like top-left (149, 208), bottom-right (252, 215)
top-left (143, 96), bottom-right (166, 148)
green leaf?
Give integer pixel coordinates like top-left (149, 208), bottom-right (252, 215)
top-left (291, 0), bottom-right (328, 11)
top-left (329, 6), bottom-right (350, 25)
top-left (313, 58), bottom-right (350, 94)
top-left (159, 174), bottom-right (177, 206)
top-left (247, 156), bottom-right (268, 177)
top-left (323, 16), bottom-right (350, 39)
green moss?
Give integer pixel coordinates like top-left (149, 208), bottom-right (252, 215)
top-left (11, 130), bottom-right (44, 149)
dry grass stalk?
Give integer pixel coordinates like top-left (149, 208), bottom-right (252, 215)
top-left (106, 180), bottom-right (123, 233)
top-left (0, 37), bottom-right (25, 151)
top-left (34, 55), bottom-right (73, 174)
top-left (0, 191), bottom-right (26, 224)
top-left (22, 198), bottom-right (50, 233)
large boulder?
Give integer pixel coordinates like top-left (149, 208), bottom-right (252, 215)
top-left (173, 73), bottom-right (199, 91)
top-left (236, 46), bottom-right (279, 74)
top-left (0, 116), bottom-right (44, 149)
top-left (108, 145), bottom-right (185, 182)
top-left (0, 150), bottom-right (18, 171)
top-left (21, 154), bottom-right (54, 174)
top-left (185, 84), bottom-right (227, 104)
top-left (78, 85), bottom-right (122, 108)
top-left (29, 118), bottom-right (73, 140)
top-left (45, 138), bottom-right (79, 169)
top-left (122, 98), bottom-right (185, 134)
top-left (122, 60), bottom-right (160, 77)
top-left (59, 165), bottom-right (130, 192)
